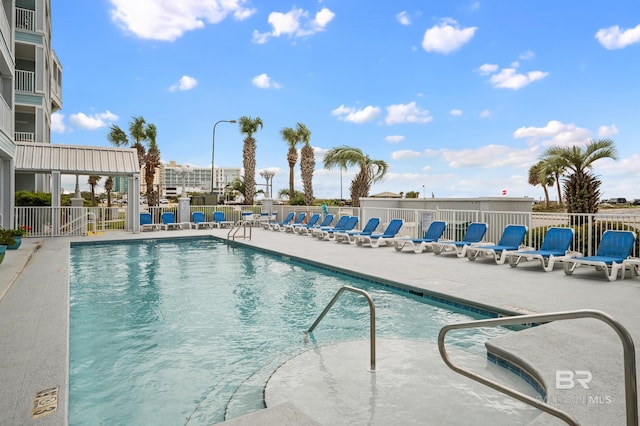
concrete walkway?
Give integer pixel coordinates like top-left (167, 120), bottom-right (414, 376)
top-left (1, 228), bottom-right (639, 425)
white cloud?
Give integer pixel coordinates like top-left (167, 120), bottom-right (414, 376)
top-left (331, 105), bottom-right (381, 124)
top-left (598, 124), bottom-right (619, 137)
top-left (596, 24), bottom-right (640, 49)
top-left (396, 11), bottom-right (411, 26)
top-left (109, 0), bottom-right (255, 42)
top-left (449, 109), bottom-right (463, 116)
top-left (441, 144), bottom-right (539, 169)
top-left (385, 102), bottom-right (432, 125)
top-left (392, 150), bottom-right (422, 160)
top-left (422, 18), bottom-right (477, 54)
top-left (512, 120), bottom-right (592, 147)
top-left (476, 63), bottom-right (498, 75)
top-left (519, 50), bottom-right (535, 60)
top-left (169, 75), bottom-right (198, 92)
top-left (488, 68), bottom-right (549, 90)
top-left (51, 112), bottom-right (66, 133)
top-left (69, 110), bottom-right (119, 130)
top-left (252, 7), bottom-right (335, 44)
top-left (480, 110), bottom-right (491, 118)
top-left (385, 135), bottom-right (405, 144)
top-left (252, 73), bottom-right (281, 89)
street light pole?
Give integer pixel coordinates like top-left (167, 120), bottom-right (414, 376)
top-left (211, 119), bottom-right (237, 204)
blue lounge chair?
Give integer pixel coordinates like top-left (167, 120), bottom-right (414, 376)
top-left (285, 213), bottom-right (319, 233)
top-left (334, 217), bottom-right (380, 244)
top-left (311, 215), bottom-right (350, 237)
top-left (161, 212), bottom-right (183, 230)
top-left (296, 214), bottom-right (334, 235)
top-left (317, 216), bottom-right (359, 240)
top-left (140, 212), bottom-right (160, 231)
top-left (276, 212), bottom-right (306, 232)
top-left (391, 221), bottom-right (447, 253)
top-left (267, 211), bottom-right (295, 230)
top-left (212, 211), bottom-right (234, 228)
top-left (505, 227), bottom-right (579, 272)
top-left (433, 222), bottom-right (487, 257)
top-left (563, 230), bottom-right (636, 281)
top-left (355, 218), bottom-right (404, 247)
top-left (465, 224), bottom-right (528, 264)
top-left (191, 211), bottom-right (214, 229)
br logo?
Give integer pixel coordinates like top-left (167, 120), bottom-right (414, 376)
top-left (556, 370), bottom-right (592, 390)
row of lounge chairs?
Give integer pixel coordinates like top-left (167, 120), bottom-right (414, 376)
top-left (266, 212), bottom-right (639, 281)
top-left (391, 221), bottom-right (639, 282)
top-left (140, 211), bottom-right (235, 231)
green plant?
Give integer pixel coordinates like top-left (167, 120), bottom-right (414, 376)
top-left (0, 229), bottom-right (16, 246)
top-left (7, 226), bottom-right (30, 237)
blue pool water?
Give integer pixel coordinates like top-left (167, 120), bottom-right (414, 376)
top-left (69, 238), bottom-right (516, 425)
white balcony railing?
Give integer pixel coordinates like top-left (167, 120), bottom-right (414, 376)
top-left (16, 7), bottom-right (35, 32)
top-left (15, 132), bottom-right (35, 142)
top-left (15, 70), bottom-right (35, 93)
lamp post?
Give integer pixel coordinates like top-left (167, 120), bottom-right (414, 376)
top-left (259, 170), bottom-right (275, 198)
top-left (211, 119), bottom-right (237, 204)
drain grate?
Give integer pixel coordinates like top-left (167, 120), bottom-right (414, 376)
top-left (31, 386), bottom-right (58, 419)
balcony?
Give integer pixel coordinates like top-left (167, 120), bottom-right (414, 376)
top-left (15, 69), bottom-right (35, 93)
top-left (16, 8), bottom-right (35, 32)
top-left (15, 132), bottom-right (35, 142)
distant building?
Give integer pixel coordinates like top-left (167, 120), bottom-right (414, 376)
top-left (152, 160), bottom-right (241, 197)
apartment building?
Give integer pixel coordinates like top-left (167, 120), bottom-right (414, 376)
top-left (154, 160), bottom-right (241, 198)
top-left (0, 0), bottom-right (62, 228)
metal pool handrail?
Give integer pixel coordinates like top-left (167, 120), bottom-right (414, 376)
top-left (307, 285), bottom-right (376, 371)
top-left (438, 309), bottom-right (637, 426)
top-left (227, 220), bottom-right (252, 241)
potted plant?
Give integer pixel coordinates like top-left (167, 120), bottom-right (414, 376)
top-left (1, 226), bottom-right (28, 250)
top-left (0, 229), bottom-right (16, 264)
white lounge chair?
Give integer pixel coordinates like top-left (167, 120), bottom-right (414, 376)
top-left (505, 227), bottom-right (580, 272)
top-left (563, 230), bottom-right (635, 281)
top-left (465, 224), bottom-right (528, 264)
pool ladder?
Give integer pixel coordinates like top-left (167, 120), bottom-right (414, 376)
top-left (227, 220), bottom-right (253, 241)
top-left (438, 309), bottom-right (637, 426)
top-left (307, 285), bottom-right (377, 371)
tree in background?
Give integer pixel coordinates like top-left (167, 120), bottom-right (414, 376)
top-left (297, 123), bottom-right (315, 206)
top-left (104, 176), bottom-right (114, 207)
top-left (323, 146), bottom-right (388, 207)
top-left (280, 125), bottom-right (300, 200)
top-left (238, 116), bottom-right (263, 206)
top-left (107, 116), bottom-right (161, 206)
top-left (540, 139), bottom-right (617, 214)
top-left (88, 175), bottom-right (101, 206)
top-left (528, 161), bottom-right (553, 207)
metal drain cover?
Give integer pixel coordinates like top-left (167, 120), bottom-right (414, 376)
top-left (31, 386), bottom-right (58, 419)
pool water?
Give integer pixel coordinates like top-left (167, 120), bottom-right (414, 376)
top-left (69, 238), bottom-right (525, 425)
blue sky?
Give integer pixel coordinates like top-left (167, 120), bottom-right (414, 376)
top-left (50, 0), bottom-right (640, 200)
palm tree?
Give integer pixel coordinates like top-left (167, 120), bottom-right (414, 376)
top-left (144, 124), bottom-right (161, 206)
top-left (540, 156), bottom-right (566, 207)
top-left (104, 176), bottom-right (114, 207)
top-left (528, 161), bottom-right (553, 207)
top-left (280, 126), bottom-right (300, 199)
top-left (88, 175), bottom-right (102, 206)
top-left (238, 116), bottom-right (263, 206)
top-left (107, 116), bottom-right (161, 206)
top-left (323, 146), bottom-right (388, 207)
top-left (297, 123), bottom-right (315, 206)
top-left (540, 139), bottom-right (618, 213)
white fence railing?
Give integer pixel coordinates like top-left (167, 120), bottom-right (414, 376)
top-left (16, 7), bottom-right (35, 32)
top-left (10, 205), bottom-right (640, 257)
top-left (15, 70), bottom-right (35, 93)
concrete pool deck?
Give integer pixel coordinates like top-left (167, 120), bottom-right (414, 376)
top-left (1, 228), bottom-right (639, 425)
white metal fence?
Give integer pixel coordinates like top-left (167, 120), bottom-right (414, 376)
top-left (11, 205), bottom-right (640, 257)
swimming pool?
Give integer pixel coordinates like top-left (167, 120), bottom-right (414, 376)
top-left (69, 237), bottom-right (537, 425)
